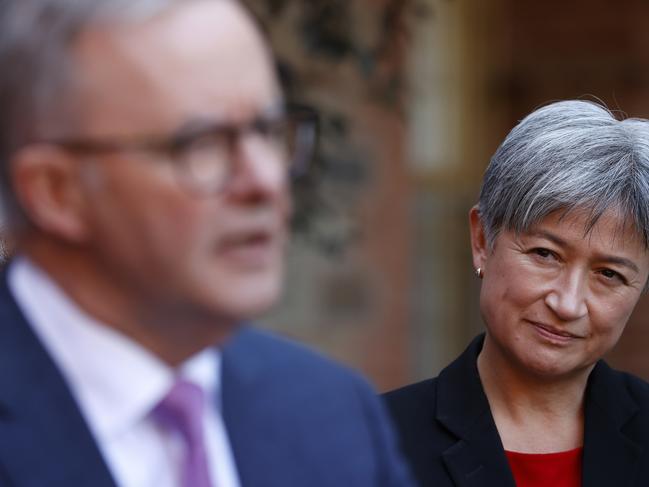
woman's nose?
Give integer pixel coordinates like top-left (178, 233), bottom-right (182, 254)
top-left (544, 271), bottom-right (588, 321)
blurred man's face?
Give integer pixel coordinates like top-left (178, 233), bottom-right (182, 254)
top-left (67, 0), bottom-right (289, 324)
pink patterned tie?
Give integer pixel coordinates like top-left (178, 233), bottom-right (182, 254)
top-left (153, 380), bottom-right (213, 487)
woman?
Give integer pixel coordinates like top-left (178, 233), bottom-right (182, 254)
top-left (385, 100), bottom-right (649, 487)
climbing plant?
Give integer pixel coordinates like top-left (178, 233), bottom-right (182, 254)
top-left (245, 0), bottom-right (431, 253)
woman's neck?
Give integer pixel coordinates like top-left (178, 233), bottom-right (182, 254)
top-left (477, 335), bottom-right (592, 453)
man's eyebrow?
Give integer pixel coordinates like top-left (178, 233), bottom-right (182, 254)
top-left (172, 106), bottom-right (283, 137)
top-left (177, 101), bottom-right (286, 129)
top-left (529, 230), bottom-right (640, 273)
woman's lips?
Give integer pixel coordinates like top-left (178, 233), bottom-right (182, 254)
top-left (528, 320), bottom-right (585, 343)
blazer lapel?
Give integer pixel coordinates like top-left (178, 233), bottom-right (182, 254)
top-left (437, 336), bottom-right (516, 487)
top-left (0, 268), bottom-right (117, 487)
top-left (582, 361), bottom-right (643, 487)
top-left (221, 327), bottom-right (289, 487)
top-left (436, 338), bottom-right (645, 487)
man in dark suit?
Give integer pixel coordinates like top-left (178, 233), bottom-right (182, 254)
top-left (0, 1), bottom-right (414, 486)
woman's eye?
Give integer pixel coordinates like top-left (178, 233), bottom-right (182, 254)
top-left (599, 268), bottom-right (625, 283)
top-left (532, 248), bottom-right (553, 259)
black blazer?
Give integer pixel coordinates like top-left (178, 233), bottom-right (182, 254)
top-left (384, 334), bottom-right (649, 487)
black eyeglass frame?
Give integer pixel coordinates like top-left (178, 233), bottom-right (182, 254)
top-left (38, 105), bottom-right (319, 194)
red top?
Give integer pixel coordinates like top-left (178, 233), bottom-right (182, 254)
top-left (505, 447), bottom-right (582, 487)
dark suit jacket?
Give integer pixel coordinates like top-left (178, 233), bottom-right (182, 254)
top-left (384, 334), bottom-right (649, 487)
top-left (0, 269), bottom-right (414, 487)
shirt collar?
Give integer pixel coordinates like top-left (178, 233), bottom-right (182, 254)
top-left (7, 256), bottom-right (221, 442)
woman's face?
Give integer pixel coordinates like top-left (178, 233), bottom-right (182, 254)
top-left (470, 206), bottom-right (649, 380)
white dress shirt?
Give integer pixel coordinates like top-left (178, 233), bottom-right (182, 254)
top-left (8, 256), bottom-right (241, 487)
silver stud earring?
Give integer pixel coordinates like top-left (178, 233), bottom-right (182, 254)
top-left (475, 267), bottom-right (483, 279)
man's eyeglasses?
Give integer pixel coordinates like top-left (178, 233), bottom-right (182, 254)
top-left (43, 106), bottom-right (318, 195)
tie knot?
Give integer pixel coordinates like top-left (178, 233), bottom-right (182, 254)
top-left (153, 380), bottom-right (206, 444)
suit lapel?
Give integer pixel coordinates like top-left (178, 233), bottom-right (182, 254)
top-left (437, 336), bottom-right (516, 487)
top-left (582, 361), bottom-right (643, 487)
top-left (436, 338), bottom-right (645, 487)
top-left (221, 327), bottom-right (289, 487)
top-left (0, 267), bottom-right (117, 487)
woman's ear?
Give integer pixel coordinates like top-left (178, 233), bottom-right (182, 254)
top-left (469, 205), bottom-right (489, 272)
top-left (11, 144), bottom-right (90, 242)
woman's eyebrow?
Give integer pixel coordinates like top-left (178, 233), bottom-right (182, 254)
top-left (530, 230), bottom-right (640, 273)
top-left (528, 230), bottom-right (567, 247)
top-left (593, 255), bottom-right (640, 273)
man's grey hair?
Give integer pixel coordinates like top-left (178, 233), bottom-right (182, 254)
top-left (478, 100), bottom-right (649, 249)
top-left (0, 0), bottom-right (181, 227)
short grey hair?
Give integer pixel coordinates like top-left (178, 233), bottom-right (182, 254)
top-left (0, 0), bottom-right (181, 227)
top-left (478, 100), bottom-right (649, 249)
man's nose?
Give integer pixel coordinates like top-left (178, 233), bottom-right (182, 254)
top-left (225, 134), bottom-right (287, 201)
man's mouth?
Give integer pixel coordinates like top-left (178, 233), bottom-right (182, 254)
top-left (218, 229), bottom-right (281, 267)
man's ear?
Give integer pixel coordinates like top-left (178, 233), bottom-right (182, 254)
top-left (469, 205), bottom-right (489, 272)
top-left (11, 144), bottom-right (91, 242)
